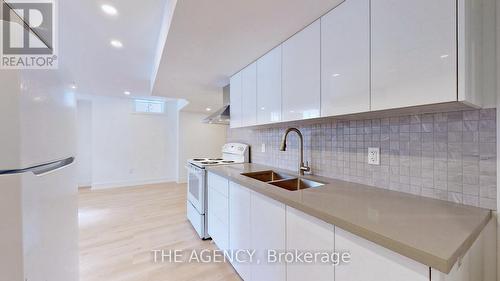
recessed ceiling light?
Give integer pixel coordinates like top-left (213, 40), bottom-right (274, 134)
top-left (70, 83), bottom-right (77, 89)
top-left (440, 54), bottom-right (449, 59)
top-left (124, 91), bottom-right (131, 96)
top-left (332, 73), bottom-right (341, 77)
top-left (110, 40), bottom-right (123, 48)
top-left (206, 107), bottom-right (212, 111)
top-left (101, 4), bottom-right (118, 16)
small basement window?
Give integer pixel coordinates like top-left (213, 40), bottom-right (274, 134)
top-left (134, 99), bottom-right (165, 114)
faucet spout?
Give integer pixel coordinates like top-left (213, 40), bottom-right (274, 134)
top-left (280, 128), bottom-right (311, 176)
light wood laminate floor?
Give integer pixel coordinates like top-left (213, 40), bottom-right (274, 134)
top-left (79, 183), bottom-right (241, 281)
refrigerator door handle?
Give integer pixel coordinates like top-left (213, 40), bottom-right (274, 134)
top-left (0, 157), bottom-right (75, 176)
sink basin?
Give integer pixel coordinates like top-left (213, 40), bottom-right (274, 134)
top-left (241, 170), bottom-right (294, 183)
top-left (269, 178), bottom-right (325, 191)
top-left (241, 170), bottom-right (325, 191)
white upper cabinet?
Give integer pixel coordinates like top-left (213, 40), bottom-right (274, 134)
top-left (257, 46), bottom-right (282, 124)
top-left (229, 0), bottom-right (492, 127)
top-left (282, 20), bottom-right (321, 121)
top-left (321, 0), bottom-right (370, 116)
top-left (241, 62), bottom-right (257, 126)
top-left (230, 71), bottom-right (243, 128)
top-left (371, 0), bottom-right (457, 110)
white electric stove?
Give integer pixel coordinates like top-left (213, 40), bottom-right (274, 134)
top-left (186, 143), bottom-right (249, 239)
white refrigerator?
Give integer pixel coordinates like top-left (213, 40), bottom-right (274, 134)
top-left (0, 69), bottom-right (79, 281)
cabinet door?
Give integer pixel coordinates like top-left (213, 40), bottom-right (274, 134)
top-left (242, 63), bottom-right (257, 126)
top-left (282, 20), bottom-right (321, 121)
top-left (207, 173), bottom-right (229, 251)
top-left (371, 0), bottom-right (457, 110)
top-left (321, 0), bottom-right (370, 116)
top-left (207, 186), bottom-right (229, 251)
top-left (431, 219), bottom-right (495, 281)
top-left (229, 182), bottom-right (252, 280)
top-left (230, 71), bottom-right (243, 128)
top-left (335, 228), bottom-right (429, 281)
top-left (251, 192), bottom-right (286, 281)
top-left (286, 207), bottom-right (335, 281)
top-left (257, 46), bottom-right (282, 124)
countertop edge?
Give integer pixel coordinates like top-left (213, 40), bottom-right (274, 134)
top-left (205, 166), bottom-right (492, 274)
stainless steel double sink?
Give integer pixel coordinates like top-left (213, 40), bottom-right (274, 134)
top-left (241, 170), bottom-right (325, 191)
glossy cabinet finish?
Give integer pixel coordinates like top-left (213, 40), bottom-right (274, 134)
top-left (220, 177), bottom-right (489, 281)
top-left (229, 182), bottom-right (252, 281)
top-left (229, 0), bottom-right (492, 128)
top-left (371, 0), bottom-right (457, 110)
top-left (335, 227), bottom-right (429, 281)
top-left (251, 192), bottom-right (286, 281)
top-left (242, 63), bottom-right (257, 126)
top-left (257, 46), bottom-right (282, 124)
top-left (230, 72), bottom-right (243, 128)
top-left (282, 20), bottom-right (321, 121)
top-left (286, 207), bottom-right (335, 281)
top-left (431, 219), bottom-right (496, 281)
top-left (207, 174), bottom-right (229, 251)
top-left (321, 0), bottom-right (370, 116)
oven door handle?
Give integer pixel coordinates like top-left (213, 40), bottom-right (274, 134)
top-left (186, 164), bottom-right (205, 174)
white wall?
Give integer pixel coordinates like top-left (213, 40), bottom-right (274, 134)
top-left (177, 111), bottom-right (227, 183)
top-left (77, 95), bottom-right (179, 189)
top-left (497, 0), bottom-right (500, 277)
top-left (76, 100), bottom-right (92, 187)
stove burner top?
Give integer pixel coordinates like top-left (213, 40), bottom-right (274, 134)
top-left (209, 158), bottom-right (223, 161)
top-left (221, 160), bottom-right (235, 163)
top-left (201, 161), bottom-right (218, 165)
top-left (192, 158), bottom-right (206, 161)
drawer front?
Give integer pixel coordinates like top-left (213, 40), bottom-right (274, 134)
top-left (208, 186), bottom-right (229, 224)
top-left (208, 172), bottom-right (229, 197)
top-left (208, 213), bottom-right (229, 250)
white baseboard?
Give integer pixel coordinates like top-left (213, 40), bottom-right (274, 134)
top-left (177, 177), bottom-right (187, 184)
top-left (92, 177), bottom-right (175, 190)
top-left (78, 181), bottom-right (92, 188)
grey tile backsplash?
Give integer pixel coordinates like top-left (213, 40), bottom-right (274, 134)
top-left (227, 109), bottom-right (497, 210)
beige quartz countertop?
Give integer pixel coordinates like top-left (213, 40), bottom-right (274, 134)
top-left (206, 163), bottom-right (492, 274)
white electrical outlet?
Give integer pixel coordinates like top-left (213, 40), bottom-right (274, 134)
top-left (368, 147), bottom-right (380, 165)
top-left (261, 143), bottom-right (266, 153)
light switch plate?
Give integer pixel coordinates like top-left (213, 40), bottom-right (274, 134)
top-left (368, 147), bottom-right (380, 165)
top-left (261, 143), bottom-right (266, 153)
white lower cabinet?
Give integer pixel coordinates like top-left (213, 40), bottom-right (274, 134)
top-left (286, 207), bottom-right (335, 281)
top-left (229, 182), bottom-right (252, 280)
top-left (431, 219), bottom-right (496, 281)
top-left (335, 227), bottom-right (429, 281)
top-left (250, 192), bottom-right (286, 281)
top-left (207, 173), bottom-right (229, 251)
top-left (221, 180), bottom-right (490, 281)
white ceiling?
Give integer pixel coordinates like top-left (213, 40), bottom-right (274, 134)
top-left (57, 0), bottom-right (168, 98)
top-left (11, 0), bottom-right (343, 109)
top-left (152, 0), bottom-right (344, 112)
